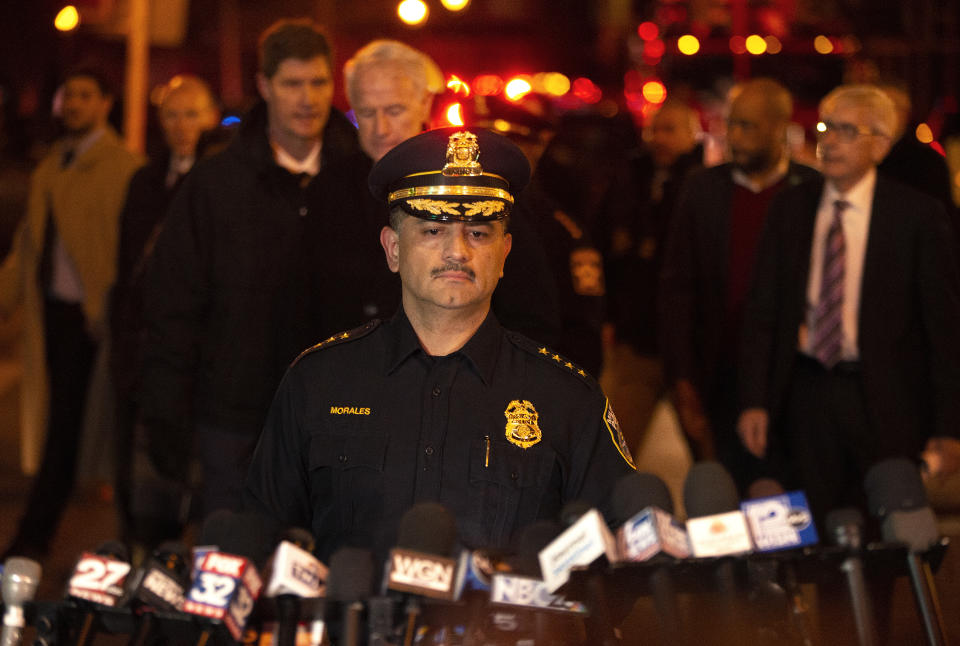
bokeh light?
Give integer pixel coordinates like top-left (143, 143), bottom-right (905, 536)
top-left (637, 21), bottom-right (659, 41)
top-left (504, 76), bottom-right (533, 101)
top-left (745, 35), bottom-right (767, 55)
top-left (473, 74), bottom-right (504, 96)
top-left (446, 102), bottom-right (464, 126)
top-left (572, 77), bottom-right (602, 104)
top-left (642, 80), bottom-right (667, 104)
top-left (814, 35), bottom-right (834, 54)
top-left (441, 0), bottom-right (470, 10)
top-left (54, 5), bottom-right (80, 31)
top-left (915, 123), bottom-right (934, 144)
top-left (398, 0), bottom-right (428, 26)
top-left (446, 75), bottom-right (471, 96)
top-left (764, 36), bottom-right (782, 54)
top-left (677, 35), bottom-right (700, 55)
top-left (729, 36), bottom-right (747, 54)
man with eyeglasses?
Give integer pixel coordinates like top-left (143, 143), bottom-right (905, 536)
top-left (737, 84), bottom-right (960, 524)
top-left (659, 78), bottom-right (817, 492)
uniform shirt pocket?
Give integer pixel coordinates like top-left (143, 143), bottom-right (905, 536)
top-left (309, 432), bottom-right (388, 533)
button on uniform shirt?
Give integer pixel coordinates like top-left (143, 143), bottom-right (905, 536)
top-left (244, 309), bottom-right (637, 562)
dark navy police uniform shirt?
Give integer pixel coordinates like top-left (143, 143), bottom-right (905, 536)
top-left (244, 309), bottom-right (636, 562)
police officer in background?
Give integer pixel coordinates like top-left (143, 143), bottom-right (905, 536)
top-left (244, 127), bottom-right (636, 562)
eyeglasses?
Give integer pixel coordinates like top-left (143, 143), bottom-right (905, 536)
top-left (816, 120), bottom-right (885, 142)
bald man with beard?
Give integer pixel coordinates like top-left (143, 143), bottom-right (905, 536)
top-left (659, 78), bottom-right (819, 492)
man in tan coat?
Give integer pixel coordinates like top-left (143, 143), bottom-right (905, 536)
top-left (0, 68), bottom-right (142, 559)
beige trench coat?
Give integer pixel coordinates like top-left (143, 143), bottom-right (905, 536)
top-left (0, 127), bottom-right (143, 474)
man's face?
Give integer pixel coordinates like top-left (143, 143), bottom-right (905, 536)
top-left (61, 76), bottom-right (112, 136)
top-left (258, 56), bottom-right (333, 150)
top-left (160, 87), bottom-right (219, 158)
top-left (726, 92), bottom-right (783, 175)
top-left (646, 107), bottom-right (697, 168)
top-left (816, 100), bottom-right (890, 192)
top-left (353, 64), bottom-right (432, 162)
top-left (380, 216), bottom-right (512, 315)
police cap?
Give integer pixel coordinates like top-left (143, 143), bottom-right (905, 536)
top-left (368, 126), bottom-right (530, 222)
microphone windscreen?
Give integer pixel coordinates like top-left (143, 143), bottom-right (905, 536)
top-left (396, 502), bottom-right (457, 556)
top-left (510, 520), bottom-right (563, 577)
top-left (559, 500), bottom-right (592, 527)
top-left (746, 477), bottom-right (786, 499)
top-left (683, 461), bottom-right (739, 518)
top-left (611, 471), bottom-right (674, 524)
top-left (1, 557), bottom-right (42, 604)
top-left (864, 457), bottom-right (928, 517)
top-left (326, 547), bottom-right (375, 602)
top-left (199, 510), bottom-right (278, 567)
top-left (96, 540), bottom-right (130, 562)
top-left (824, 507), bottom-right (866, 549)
top-left (154, 541), bottom-right (191, 579)
top-left (281, 527), bottom-right (316, 554)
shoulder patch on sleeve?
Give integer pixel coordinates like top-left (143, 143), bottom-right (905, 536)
top-left (292, 319), bottom-right (381, 366)
top-left (603, 399), bottom-right (637, 470)
top-left (506, 331), bottom-right (595, 386)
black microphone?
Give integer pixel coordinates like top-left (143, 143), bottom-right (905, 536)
top-left (612, 471), bottom-right (686, 645)
top-left (124, 541), bottom-right (191, 646)
top-left (66, 540), bottom-right (132, 646)
top-left (824, 507), bottom-right (877, 646)
top-left (265, 527), bottom-right (324, 646)
top-left (384, 503), bottom-right (460, 646)
top-left (864, 458), bottom-right (948, 646)
top-left (326, 547), bottom-right (375, 646)
top-left (1, 557), bottom-right (42, 646)
top-left (682, 461), bottom-right (750, 646)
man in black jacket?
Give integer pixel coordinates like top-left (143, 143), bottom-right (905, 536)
top-left (659, 78), bottom-right (818, 491)
top-left (141, 20), bottom-right (369, 516)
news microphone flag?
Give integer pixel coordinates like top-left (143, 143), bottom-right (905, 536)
top-left (489, 574), bottom-right (588, 614)
top-left (265, 540), bottom-right (327, 598)
top-left (617, 506), bottom-right (691, 562)
top-left (741, 491), bottom-right (819, 552)
top-left (67, 552), bottom-right (132, 607)
top-left (685, 511), bottom-right (753, 558)
top-left (183, 551), bottom-right (263, 641)
top-left (385, 548), bottom-right (464, 601)
top-left (538, 508), bottom-right (617, 593)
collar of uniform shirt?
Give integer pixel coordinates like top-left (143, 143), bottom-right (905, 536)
top-left (383, 308), bottom-right (501, 385)
top-left (730, 154), bottom-right (789, 193)
top-left (272, 139), bottom-right (322, 176)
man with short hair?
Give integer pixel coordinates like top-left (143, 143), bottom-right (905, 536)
top-left (141, 20), bottom-right (363, 516)
top-left (0, 68), bottom-right (143, 558)
top-left (112, 75), bottom-right (220, 543)
top-left (659, 78), bottom-right (818, 490)
top-left (245, 127), bottom-right (636, 563)
top-left (737, 84), bottom-right (960, 520)
top-left (598, 100), bottom-right (702, 455)
top-left (342, 39), bottom-right (562, 347)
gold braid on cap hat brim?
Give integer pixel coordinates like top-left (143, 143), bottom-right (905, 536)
top-left (388, 184), bottom-right (514, 204)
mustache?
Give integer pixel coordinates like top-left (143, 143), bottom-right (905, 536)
top-left (431, 263), bottom-right (475, 279)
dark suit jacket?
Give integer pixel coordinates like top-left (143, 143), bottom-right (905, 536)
top-left (739, 174), bottom-right (960, 459)
top-left (659, 161), bottom-right (819, 400)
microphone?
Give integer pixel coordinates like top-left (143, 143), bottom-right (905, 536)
top-left (537, 501), bottom-right (617, 593)
top-left (864, 458), bottom-right (948, 646)
top-left (265, 528), bottom-right (326, 646)
top-left (325, 547), bottom-right (375, 646)
top-left (824, 508), bottom-right (878, 646)
top-left (613, 471), bottom-right (690, 562)
top-left (384, 503), bottom-right (461, 646)
top-left (683, 461), bottom-right (753, 558)
top-left (611, 472), bottom-right (689, 645)
top-left (124, 541), bottom-right (191, 646)
top-left (183, 511), bottom-right (268, 643)
top-left (67, 540), bottom-right (132, 646)
top-left (683, 461), bottom-right (752, 646)
top-left (740, 483), bottom-right (819, 646)
top-left (384, 503), bottom-right (461, 600)
top-left (1, 557), bottom-right (41, 646)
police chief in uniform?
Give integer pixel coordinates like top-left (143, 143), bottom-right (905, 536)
top-left (244, 128), bottom-right (637, 562)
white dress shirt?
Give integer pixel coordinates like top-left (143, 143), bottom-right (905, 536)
top-left (801, 168), bottom-right (877, 360)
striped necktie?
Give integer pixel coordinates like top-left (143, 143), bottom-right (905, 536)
top-left (811, 199), bottom-right (848, 368)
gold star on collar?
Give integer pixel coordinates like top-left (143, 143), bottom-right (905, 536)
top-left (539, 347), bottom-right (549, 355)
top-left (341, 332), bottom-right (350, 339)
top-left (565, 362), bottom-right (574, 369)
top-left (578, 369), bottom-right (587, 376)
top-left (552, 354), bottom-right (561, 361)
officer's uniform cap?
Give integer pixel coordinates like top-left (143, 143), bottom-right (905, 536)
top-left (369, 126), bottom-right (530, 222)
